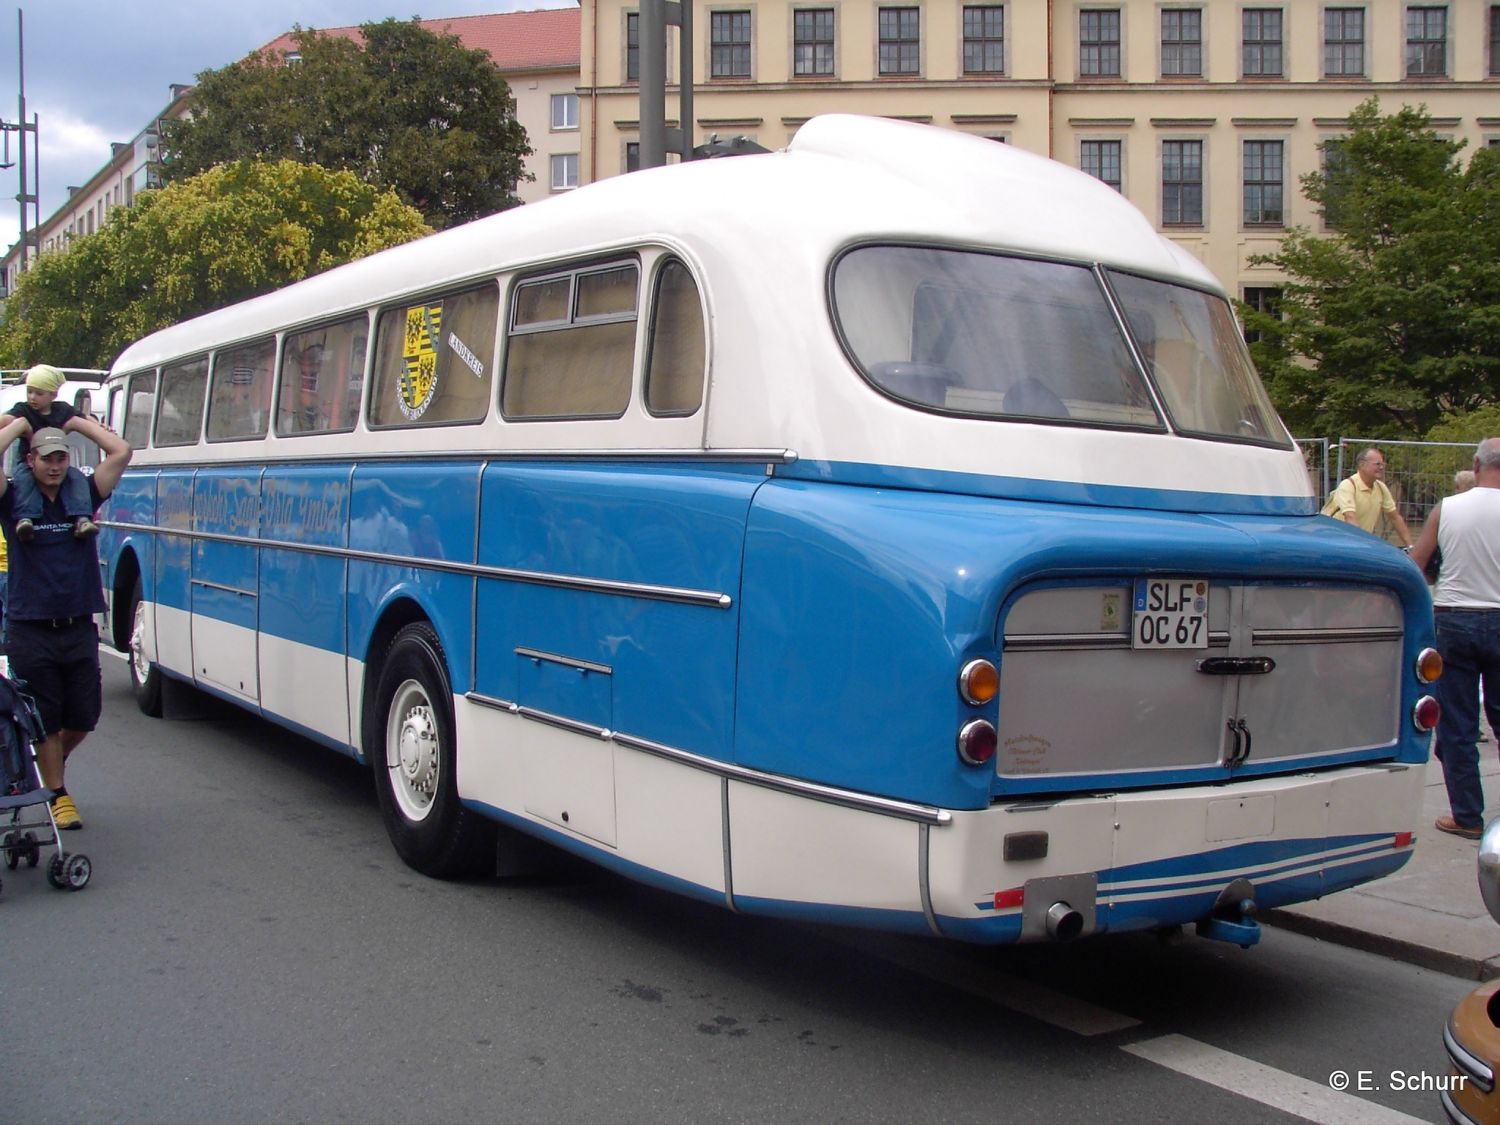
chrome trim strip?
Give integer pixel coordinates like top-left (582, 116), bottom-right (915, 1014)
top-left (120, 446), bottom-right (798, 470)
top-left (721, 777), bottom-right (737, 913)
top-left (919, 823), bottom-right (941, 937)
top-left (514, 647), bottom-right (613, 676)
top-left (515, 706), bottom-right (612, 741)
top-left (188, 577), bottom-right (256, 597)
top-left (1445, 1021), bottom-right (1496, 1093)
top-left (461, 691), bottom-right (952, 826)
top-left (1441, 1089), bottom-right (1481, 1125)
top-left (466, 692), bottom-right (519, 714)
top-left (106, 521), bottom-right (732, 609)
top-left (1004, 630), bottom-right (1231, 651)
top-left (1252, 626), bottom-right (1403, 646)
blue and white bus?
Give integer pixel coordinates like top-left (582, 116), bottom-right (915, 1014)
top-left (97, 115), bottom-right (1437, 947)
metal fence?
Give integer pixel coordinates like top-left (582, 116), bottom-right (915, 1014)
top-left (1303, 437), bottom-right (1479, 542)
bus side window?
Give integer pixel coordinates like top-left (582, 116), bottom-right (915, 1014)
top-left (644, 258), bottom-right (705, 417)
top-left (503, 261), bottom-right (637, 420)
top-left (369, 284), bottom-right (497, 428)
top-left (277, 317), bottom-right (363, 436)
top-left (207, 339), bottom-right (274, 441)
top-left (123, 372), bottom-right (157, 449)
top-left (155, 356), bottom-right (209, 446)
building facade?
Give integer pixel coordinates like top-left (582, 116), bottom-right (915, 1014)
top-left (1, 7), bottom-right (584, 296)
top-left (578, 0), bottom-right (1500, 302)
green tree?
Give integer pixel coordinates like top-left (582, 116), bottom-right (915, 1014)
top-left (1244, 99), bottom-right (1500, 438)
top-left (160, 19), bottom-right (530, 229)
top-left (0, 160), bottom-right (430, 368)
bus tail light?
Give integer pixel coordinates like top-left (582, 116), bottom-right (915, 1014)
top-left (958, 719), bottom-right (997, 766)
top-left (1413, 696), bottom-right (1441, 732)
top-left (958, 659), bottom-right (999, 705)
top-left (1416, 648), bottom-right (1443, 683)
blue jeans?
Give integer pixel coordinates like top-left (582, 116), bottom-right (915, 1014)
top-left (1434, 609), bottom-right (1500, 828)
top-left (10, 464), bottom-right (93, 522)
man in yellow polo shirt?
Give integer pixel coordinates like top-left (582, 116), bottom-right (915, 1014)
top-left (1326, 447), bottom-right (1415, 549)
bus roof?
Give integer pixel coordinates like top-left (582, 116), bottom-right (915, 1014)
top-left (109, 114), bottom-right (1217, 374)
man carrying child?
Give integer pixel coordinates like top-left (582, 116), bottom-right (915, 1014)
top-left (6, 364), bottom-right (98, 541)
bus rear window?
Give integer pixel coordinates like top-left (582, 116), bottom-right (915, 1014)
top-left (1107, 270), bottom-right (1289, 446)
top-left (833, 245), bottom-right (1161, 429)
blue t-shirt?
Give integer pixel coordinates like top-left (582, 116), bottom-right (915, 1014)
top-left (0, 476), bottom-right (106, 620)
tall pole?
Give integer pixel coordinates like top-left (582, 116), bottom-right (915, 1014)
top-left (16, 8), bottom-right (27, 272)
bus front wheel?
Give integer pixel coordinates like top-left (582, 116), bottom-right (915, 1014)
top-left (371, 622), bottom-right (489, 878)
top-left (128, 578), bottom-right (163, 717)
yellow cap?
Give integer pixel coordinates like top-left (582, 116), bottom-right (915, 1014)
top-left (24, 364), bottom-right (65, 393)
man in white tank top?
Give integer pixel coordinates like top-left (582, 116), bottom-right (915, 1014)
top-left (1410, 438), bottom-right (1500, 839)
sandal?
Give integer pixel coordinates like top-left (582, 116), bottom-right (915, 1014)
top-left (1435, 815), bottom-right (1483, 840)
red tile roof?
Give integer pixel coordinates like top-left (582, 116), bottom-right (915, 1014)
top-left (257, 7), bottom-right (580, 73)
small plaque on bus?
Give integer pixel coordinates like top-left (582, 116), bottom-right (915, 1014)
top-left (1132, 578), bottom-right (1209, 650)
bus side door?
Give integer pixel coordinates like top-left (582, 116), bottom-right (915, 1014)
top-left (258, 465), bottom-right (352, 747)
top-left (191, 467), bottom-right (262, 703)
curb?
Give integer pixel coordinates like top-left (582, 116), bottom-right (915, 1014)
top-left (1262, 907), bottom-right (1500, 982)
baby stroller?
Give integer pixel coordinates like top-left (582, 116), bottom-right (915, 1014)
top-left (0, 670), bottom-right (91, 895)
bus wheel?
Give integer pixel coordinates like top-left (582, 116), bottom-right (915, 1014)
top-left (128, 578), bottom-right (163, 717)
top-left (372, 622), bottom-right (489, 878)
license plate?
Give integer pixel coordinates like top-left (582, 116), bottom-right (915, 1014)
top-left (1132, 578), bottom-right (1209, 649)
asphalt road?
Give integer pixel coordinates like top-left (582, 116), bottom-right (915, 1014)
top-left (0, 653), bottom-right (1474, 1124)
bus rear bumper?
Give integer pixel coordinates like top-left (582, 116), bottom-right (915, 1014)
top-left (927, 762), bottom-right (1422, 944)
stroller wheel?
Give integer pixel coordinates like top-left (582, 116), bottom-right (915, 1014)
top-left (1, 830), bottom-right (15, 871)
top-left (22, 832), bottom-right (39, 868)
top-left (60, 853), bottom-right (91, 890)
top-left (47, 853), bottom-right (90, 890)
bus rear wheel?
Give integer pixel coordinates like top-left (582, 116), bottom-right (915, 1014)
top-left (371, 622), bottom-right (489, 878)
top-left (128, 578), bottom-right (163, 717)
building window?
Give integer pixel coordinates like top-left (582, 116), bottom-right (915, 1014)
top-left (1241, 287), bottom-right (1282, 345)
top-left (625, 141), bottom-right (641, 173)
top-left (626, 11), bottom-right (640, 82)
top-left (1242, 9), bottom-right (1283, 77)
top-left (878, 7), bottom-right (921, 75)
top-left (551, 93), bottom-right (579, 131)
top-left (550, 153), bottom-right (579, 191)
top-left (962, 6), bottom-right (1005, 75)
top-left (1162, 139), bottom-right (1203, 226)
top-left (1324, 8), bottom-right (1365, 77)
top-left (1243, 140), bottom-right (1283, 225)
top-left (1491, 6), bottom-right (1500, 76)
top-left (1161, 9), bottom-right (1203, 77)
top-left (1405, 6), bottom-right (1447, 77)
top-left (1081, 139), bottom-right (1122, 191)
top-left (1080, 9), bottom-right (1121, 77)
top-left (793, 8), bottom-right (835, 76)
top-left (710, 10), bottom-right (752, 78)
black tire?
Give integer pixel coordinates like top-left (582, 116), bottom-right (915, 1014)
top-left (62, 853), bottom-right (91, 890)
top-left (369, 622), bottom-right (490, 878)
top-left (127, 576), bottom-right (163, 717)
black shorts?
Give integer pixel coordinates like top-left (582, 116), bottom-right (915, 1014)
top-left (7, 617), bottom-right (102, 736)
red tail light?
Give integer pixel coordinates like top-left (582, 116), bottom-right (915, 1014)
top-left (958, 719), bottom-right (997, 766)
top-left (1412, 695), bottom-right (1440, 732)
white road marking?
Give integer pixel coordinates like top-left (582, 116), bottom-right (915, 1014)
top-left (1122, 1034), bottom-right (1429, 1125)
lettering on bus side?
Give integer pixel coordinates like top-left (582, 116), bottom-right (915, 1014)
top-left (263, 481), bottom-right (349, 539)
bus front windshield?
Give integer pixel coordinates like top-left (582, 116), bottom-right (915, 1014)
top-left (831, 245), bottom-right (1290, 447)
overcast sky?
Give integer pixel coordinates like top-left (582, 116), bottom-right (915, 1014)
top-left (0, 0), bottom-right (575, 252)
